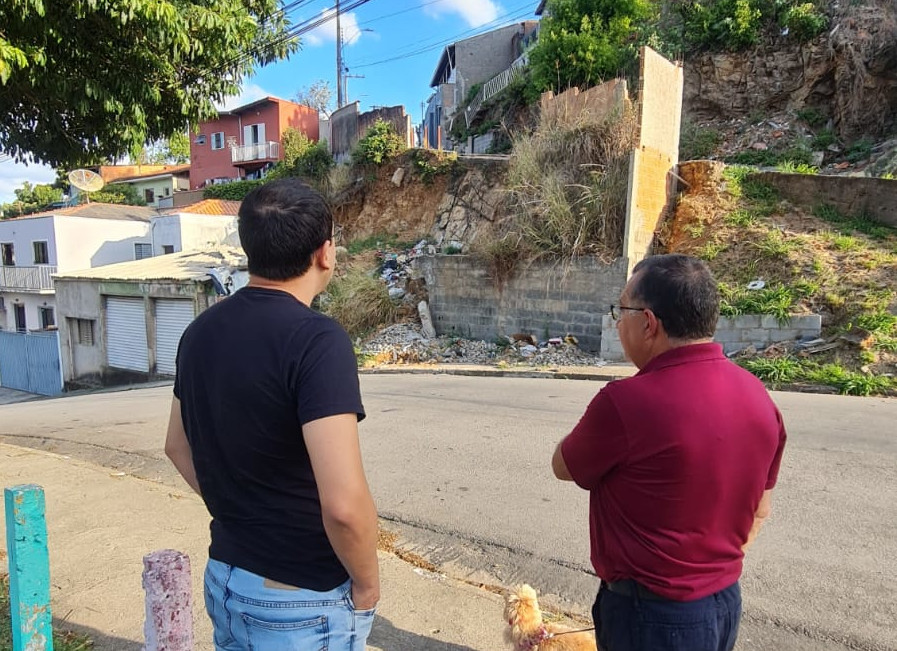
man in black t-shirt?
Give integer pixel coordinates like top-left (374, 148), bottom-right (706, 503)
top-left (165, 179), bottom-right (379, 650)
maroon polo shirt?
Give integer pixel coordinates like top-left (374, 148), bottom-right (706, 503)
top-left (561, 342), bottom-right (786, 601)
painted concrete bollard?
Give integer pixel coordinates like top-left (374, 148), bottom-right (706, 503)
top-left (4, 484), bottom-right (54, 651)
top-left (142, 549), bottom-right (193, 651)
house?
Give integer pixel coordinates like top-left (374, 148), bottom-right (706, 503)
top-left (54, 247), bottom-right (247, 386)
top-left (426, 22), bottom-right (540, 147)
top-left (152, 199), bottom-right (242, 256)
top-left (106, 164), bottom-right (191, 207)
top-left (189, 96), bottom-right (320, 190)
top-left (0, 203), bottom-right (155, 335)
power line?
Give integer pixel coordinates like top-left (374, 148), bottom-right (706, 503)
top-left (352, 3), bottom-right (535, 70)
top-left (202, 0), bottom-right (376, 80)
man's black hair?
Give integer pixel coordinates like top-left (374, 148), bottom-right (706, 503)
top-left (630, 254), bottom-right (720, 339)
top-left (238, 179), bottom-right (333, 281)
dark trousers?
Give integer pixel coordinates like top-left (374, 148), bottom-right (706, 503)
top-left (592, 580), bottom-right (741, 651)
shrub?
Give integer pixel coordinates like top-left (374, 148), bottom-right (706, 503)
top-left (677, 0), bottom-right (763, 51)
top-left (781, 3), bottom-right (828, 41)
top-left (203, 179), bottom-right (264, 200)
top-left (352, 119), bottom-right (406, 166)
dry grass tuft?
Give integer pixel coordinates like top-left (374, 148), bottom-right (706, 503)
top-left (501, 105), bottom-right (637, 270)
top-left (318, 268), bottom-right (398, 338)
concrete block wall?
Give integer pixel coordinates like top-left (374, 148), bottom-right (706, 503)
top-left (417, 255), bottom-right (629, 352)
top-left (600, 314), bottom-right (823, 361)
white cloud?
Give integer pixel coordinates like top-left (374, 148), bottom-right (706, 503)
top-left (424, 0), bottom-right (501, 28)
top-left (0, 159), bottom-right (57, 204)
top-left (215, 83), bottom-right (271, 112)
top-left (304, 10), bottom-right (364, 46)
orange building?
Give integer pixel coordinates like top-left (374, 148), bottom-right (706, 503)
top-left (189, 97), bottom-right (319, 190)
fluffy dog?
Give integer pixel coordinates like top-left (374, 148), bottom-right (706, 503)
top-left (504, 584), bottom-right (597, 651)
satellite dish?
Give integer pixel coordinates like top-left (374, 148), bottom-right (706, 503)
top-left (68, 169), bottom-right (105, 203)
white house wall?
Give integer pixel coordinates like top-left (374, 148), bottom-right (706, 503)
top-left (0, 292), bottom-right (54, 333)
top-left (53, 216), bottom-right (151, 270)
top-left (0, 216), bottom-right (58, 266)
top-left (150, 215), bottom-right (185, 255)
top-left (179, 214), bottom-right (238, 252)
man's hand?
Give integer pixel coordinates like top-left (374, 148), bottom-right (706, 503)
top-left (351, 582), bottom-right (380, 610)
top-left (743, 490), bottom-right (773, 552)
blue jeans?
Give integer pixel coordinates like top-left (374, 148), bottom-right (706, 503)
top-left (592, 580), bottom-right (741, 651)
top-left (204, 558), bottom-right (375, 651)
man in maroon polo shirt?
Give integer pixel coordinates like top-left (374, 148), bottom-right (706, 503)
top-left (552, 254), bottom-right (786, 651)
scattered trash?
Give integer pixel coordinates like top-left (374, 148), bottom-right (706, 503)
top-left (359, 323), bottom-right (607, 367)
top-left (747, 280), bottom-right (766, 290)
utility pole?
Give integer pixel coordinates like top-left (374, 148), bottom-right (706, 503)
top-left (336, 0), bottom-right (344, 108)
top-left (344, 73), bottom-right (364, 104)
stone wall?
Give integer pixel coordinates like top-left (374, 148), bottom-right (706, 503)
top-left (755, 173), bottom-right (897, 229)
top-left (600, 313), bottom-right (823, 361)
top-left (417, 255), bottom-right (628, 352)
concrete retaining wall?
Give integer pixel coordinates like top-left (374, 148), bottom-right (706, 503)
top-left (417, 255), bottom-right (628, 352)
top-left (600, 313), bottom-right (823, 360)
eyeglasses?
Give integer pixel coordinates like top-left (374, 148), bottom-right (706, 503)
top-left (610, 304), bottom-right (645, 320)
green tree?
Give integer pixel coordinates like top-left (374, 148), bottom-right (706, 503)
top-left (1, 181), bottom-right (63, 218)
top-left (0, 0), bottom-right (297, 168)
top-left (88, 184), bottom-right (147, 206)
top-left (529, 0), bottom-right (657, 93)
top-left (132, 133), bottom-right (191, 165)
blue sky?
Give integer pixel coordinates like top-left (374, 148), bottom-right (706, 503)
top-left (0, 0), bottom-right (540, 203)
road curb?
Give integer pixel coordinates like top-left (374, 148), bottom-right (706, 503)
top-left (358, 365), bottom-right (635, 382)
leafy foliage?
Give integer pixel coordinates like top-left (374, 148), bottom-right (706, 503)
top-left (267, 128), bottom-right (334, 185)
top-left (674, 0), bottom-right (829, 51)
top-left (0, 181), bottom-right (63, 217)
top-left (88, 183), bottom-right (147, 206)
top-left (352, 119), bottom-right (406, 166)
top-left (529, 0), bottom-right (656, 93)
top-left (0, 0), bottom-right (297, 167)
top-left (203, 179), bottom-right (265, 200)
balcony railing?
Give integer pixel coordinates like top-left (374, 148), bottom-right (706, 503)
top-left (231, 141), bottom-right (280, 164)
top-left (0, 265), bottom-right (57, 292)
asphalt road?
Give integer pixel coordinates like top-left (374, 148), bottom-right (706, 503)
top-left (0, 375), bottom-right (894, 650)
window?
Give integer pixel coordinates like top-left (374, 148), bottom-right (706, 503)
top-left (33, 240), bottom-right (49, 265)
top-left (162, 245), bottom-right (175, 255)
top-left (71, 318), bottom-right (95, 346)
top-left (211, 132), bottom-right (225, 150)
top-left (163, 187), bottom-right (170, 196)
top-left (38, 306), bottom-right (55, 329)
top-left (1, 242), bottom-right (14, 266)
top-left (134, 243), bottom-right (153, 260)
top-left (144, 188), bottom-right (155, 203)
top-left (194, 134), bottom-right (207, 145)
top-left (0, 297), bottom-right (5, 311)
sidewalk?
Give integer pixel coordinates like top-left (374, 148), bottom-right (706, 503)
top-left (0, 443), bottom-right (538, 650)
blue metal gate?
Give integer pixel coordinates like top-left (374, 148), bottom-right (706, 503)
top-left (0, 331), bottom-right (63, 396)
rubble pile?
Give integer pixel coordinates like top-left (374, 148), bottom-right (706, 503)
top-left (358, 323), bottom-right (607, 368)
top-left (377, 240), bottom-right (434, 302)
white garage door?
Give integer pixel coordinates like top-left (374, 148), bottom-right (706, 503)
top-left (154, 299), bottom-right (194, 376)
top-left (106, 297), bottom-right (148, 372)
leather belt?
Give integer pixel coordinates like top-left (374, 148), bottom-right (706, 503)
top-left (604, 579), bottom-right (669, 601)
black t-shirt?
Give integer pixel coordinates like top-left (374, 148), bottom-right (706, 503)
top-left (174, 286), bottom-right (365, 590)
